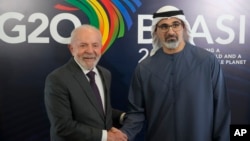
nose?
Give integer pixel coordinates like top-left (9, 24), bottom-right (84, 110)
top-left (168, 26), bottom-right (175, 33)
top-left (86, 46), bottom-right (95, 53)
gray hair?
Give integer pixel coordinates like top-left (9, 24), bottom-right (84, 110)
top-left (70, 24), bottom-right (102, 44)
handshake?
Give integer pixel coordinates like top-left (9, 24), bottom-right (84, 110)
top-left (107, 127), bottom-right (128, 141)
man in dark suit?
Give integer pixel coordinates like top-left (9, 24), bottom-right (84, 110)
top-left (44, 24), bottom-right (127, 141)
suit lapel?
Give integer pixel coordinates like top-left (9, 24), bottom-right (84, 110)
top-left (96, 67), bottom-right (108, 113)
top-left (97, 66), bottom-right (112, 120)
top-left (68, 59), bottom-right (105, 119)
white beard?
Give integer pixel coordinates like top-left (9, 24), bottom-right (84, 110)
top-left (162, 40), bottom-right (180, 49)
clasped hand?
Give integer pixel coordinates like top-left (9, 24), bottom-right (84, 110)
top-left (107, 127), bottom-right (127, 141)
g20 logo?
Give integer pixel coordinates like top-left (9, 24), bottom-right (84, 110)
top-left (0, 0), bottom-right (142, 54)
top-left (0, 12), bottom-right (80, 44)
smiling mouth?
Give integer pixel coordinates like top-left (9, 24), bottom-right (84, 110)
top-left (82, 57), bottom-right (95, 63)
top-left (83, 56), bottom-right (95, 59)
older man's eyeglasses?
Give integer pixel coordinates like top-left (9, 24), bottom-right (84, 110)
top-left (157, 22), bottom-right (182, 32)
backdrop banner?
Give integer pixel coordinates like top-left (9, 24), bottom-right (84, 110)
top-left (0, 0), bottom-right (249, 140)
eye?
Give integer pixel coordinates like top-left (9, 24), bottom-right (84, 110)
top-left (92, 43), bottom-right (100, 48)
top-left (158, 24), bottom-right (169, 30)
top-left (172, 22), bottom-right (181, 28)
top-left (79, 43), bottom-right (87, 48)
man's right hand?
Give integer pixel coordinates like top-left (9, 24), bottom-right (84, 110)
top-left (107, 127), bottom-right (128, 141)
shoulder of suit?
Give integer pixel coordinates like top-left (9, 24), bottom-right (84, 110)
top-left (96, 65), bottom-right (111, 76)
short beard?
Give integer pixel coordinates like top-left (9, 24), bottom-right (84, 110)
top-left (162, 40), bottom-right (179, 49)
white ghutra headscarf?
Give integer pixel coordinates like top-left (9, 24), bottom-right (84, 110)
top-left (150, 5), bottom-right (194, 56)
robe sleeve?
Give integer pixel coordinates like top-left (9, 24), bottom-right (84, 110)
top-left (211, 57), bottom-right (231, 141)
top-left (121, 65), bottom-right (145, 140)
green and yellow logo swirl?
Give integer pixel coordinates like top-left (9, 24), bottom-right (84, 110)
top-left (55, 0), bottom-right (142, 54)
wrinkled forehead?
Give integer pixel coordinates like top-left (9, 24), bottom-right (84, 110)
top-left (72, 29), bottom-right (101, 43)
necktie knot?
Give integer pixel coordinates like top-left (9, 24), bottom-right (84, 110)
top-left (87, 71), bottom-right (96, 83)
